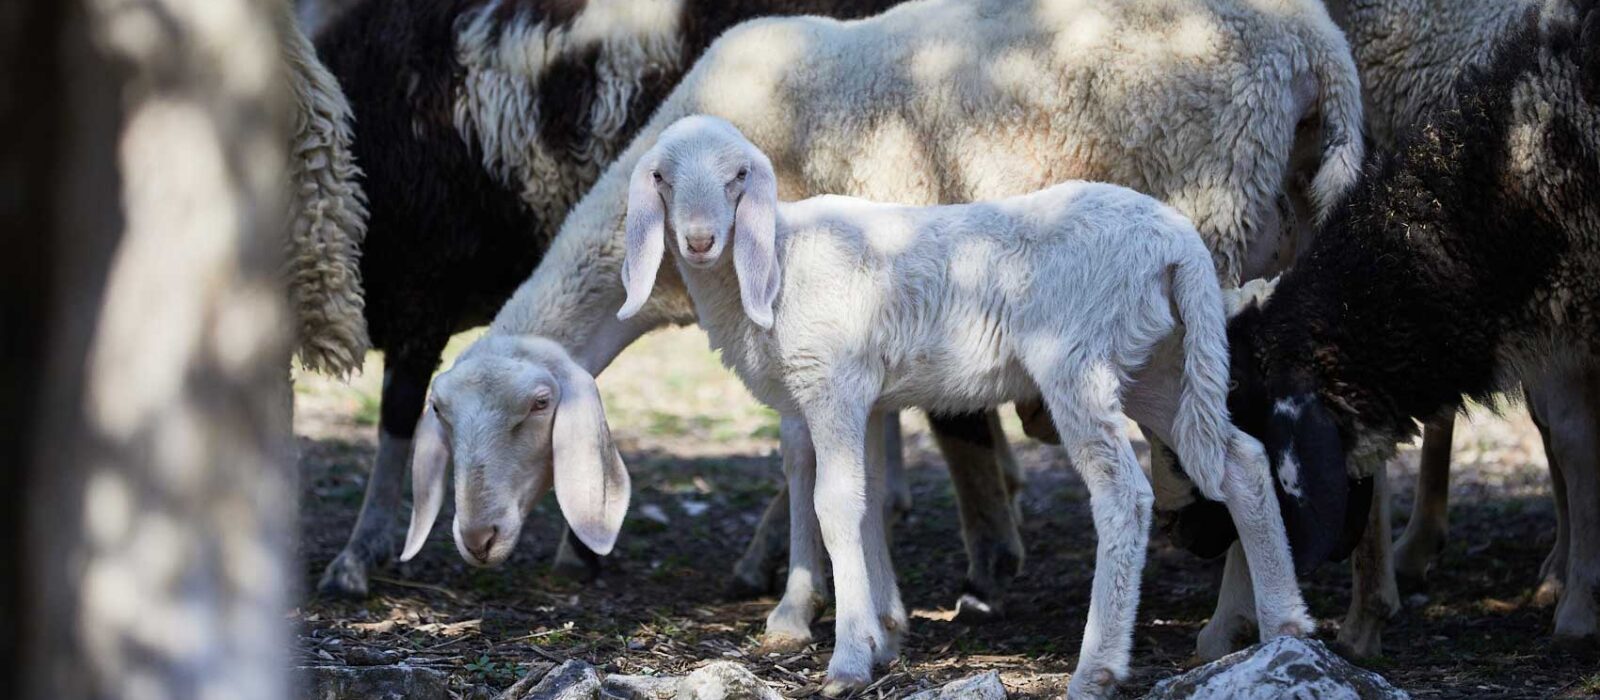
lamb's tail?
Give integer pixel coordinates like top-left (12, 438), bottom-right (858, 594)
top-left (1168, 241), bottom-right (1237, 503)
top-left (1303, 18), bottom-right (1366, 225)
top-left (280, 2), bottom-right (371, 378)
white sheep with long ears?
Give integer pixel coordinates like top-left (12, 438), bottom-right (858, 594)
top-left (617, 115), bottom-right (1312, 698)
top-left (399, 336), bottom-right (631, 568)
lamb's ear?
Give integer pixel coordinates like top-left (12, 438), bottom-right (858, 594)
top-left (618, 153), bottom-right (665, 321)
top-left (400, 404), bottom-right (450, 561)
top-left (734, 148), bottom-right (780, 329)
top-left (551, 359), bottom-right (631, 556)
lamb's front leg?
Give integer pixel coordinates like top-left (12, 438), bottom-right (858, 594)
top-left (805, 398), bottom-right (897, 696)
top-left (762, 415), bottom-right (827, 652)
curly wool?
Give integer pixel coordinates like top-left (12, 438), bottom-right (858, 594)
top-left (279, 0), bottom-right (370, 378)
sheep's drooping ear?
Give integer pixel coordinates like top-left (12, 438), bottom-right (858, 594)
top-left (400, 404), bottom-right (451, 562)
top-left (1266, 394), bottom-right (1355, 574)
top-left (734, 148), bottom-right (781, 329)
top-left (618, 154), bottom-right (666, 321)
top-left (551, 360), bottom-right (631, 556)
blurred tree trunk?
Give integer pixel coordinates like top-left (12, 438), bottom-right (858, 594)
top-left (2, 1), bottom-right (296, 699)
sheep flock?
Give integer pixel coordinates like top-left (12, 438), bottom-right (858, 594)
top-left (284, 0), bottom-right (1600, 697)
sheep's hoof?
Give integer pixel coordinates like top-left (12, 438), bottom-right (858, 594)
top-left (756, 633), bottom-right (812, 656)
top-left (1391, 532), bottom-right (1442, 590)
top-left (1534, 576), bottom-right (1566, 608)
top-left (820, 670), bottom-right (870, 698)
top-left (724, 569), bottom-right (775, 600)
top-left (1333, 621), bottom-right (1383, 660)
top-left (316, 550), bottom-right (372, 598)
top-left (953, 592), bottom-right (1003, 624)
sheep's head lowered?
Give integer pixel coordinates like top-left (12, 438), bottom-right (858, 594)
top-left (400, 335), bottom-right (630, 567)
top-left (616, 115), bottom-right (781, 329)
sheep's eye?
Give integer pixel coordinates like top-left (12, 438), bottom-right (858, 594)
top-left (651, 170), bottom-right (663, 184)
top-left (431, 401), bottom-right (449, 424)
top-left (735, 167), bottom-right (749, 181)
top-left (531, 395), bottom-right (551, 412)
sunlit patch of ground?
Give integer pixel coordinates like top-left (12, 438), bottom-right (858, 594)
top-left (293, 327), bottom-right (1594, 698)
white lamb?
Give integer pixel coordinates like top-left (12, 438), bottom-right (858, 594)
top-left (616, 115), bottom-right (1311, 698)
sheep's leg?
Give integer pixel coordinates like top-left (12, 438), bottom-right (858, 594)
top-left (318, 349), bottom-right (441, 597)
top-left (865, 410), bottom-right (908, 664)
top-left (552, 528), bottom-right (601, 581)
top-left (1037, 366), bottom-right (1152, 699)
top-left (1219, 433), bottom-right (1313, 642)
top-left (805, 397), bottom-right (896, 697)
top-left (728, 484), bottom-right (790, 599)
top-left (1196, 542), bottom-right (1259, 661)
top-left (1393, 416), bottom-right (1454, 586)
top-left (929, 410), bottom-right (1025, 623)
top-left (761, 415), bottom-right (827, 651)
top-left (1530, 370), bottom-right (1600, 644)
top-left (1530, 395), bottom-right (1570, 607)
top-left (1337, 472), bottom-right (1399, 658)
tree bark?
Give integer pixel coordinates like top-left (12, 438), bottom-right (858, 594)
top-left (5, 1), bottom-right (296, 698)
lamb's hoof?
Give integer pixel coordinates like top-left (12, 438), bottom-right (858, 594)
top-left (820, 670), bottom-right (870, 698)
top-left (724, 569), bottom-right (774, 600)
top-left (953, 592), bottom-right (1003, 624)
top-left (1065, 668), bottom-right (1117, 699)
top-left (756, 633), bottom-right (812, 656)
top-left (317, 550), bottom-right (372, 598)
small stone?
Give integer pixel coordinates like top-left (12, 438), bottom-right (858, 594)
top-left (1143, 637), bottom-right (1409, 699)
top-left (510, 660), bottom-right (601, 700)
top-left (676, 661), bottom-right (783, 700)
top-left (344, 647), bottom-right (406, 666)
top-left (602, 674), bottom-right (680, 700)
top-left (299, 664), bottom-right (450, 700)
top-left (905, 671), bottom-right (1007, 700)
top-left (639, 504), bottom-right (671, 525)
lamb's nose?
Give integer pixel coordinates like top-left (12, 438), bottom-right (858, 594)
top-left (462, 525), bottom-right (498, 561)
top-left (686, 234), bottom-right (714, 254)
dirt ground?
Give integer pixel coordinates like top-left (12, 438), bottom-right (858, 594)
top-left (292, 328), bottom-right (1599, 699)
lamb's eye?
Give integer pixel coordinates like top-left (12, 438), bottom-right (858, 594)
top-left (431, 401), bottom-right (449, 425)
top-left (651, 170), bottom-right (664, 184)
top-left (735, 167), bottom-right (749, 181)
top-left (530, 394), bottom-right (551, 412)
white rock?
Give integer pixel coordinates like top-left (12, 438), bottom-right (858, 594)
top-left (676, 661), bottom-right (782, 700)
top-left (1144, 637), bottom-right (1408, 700)
top-left (905, 670), bottom-right (1007, 700)
top-left (601, 674), bottom-right (679, 700)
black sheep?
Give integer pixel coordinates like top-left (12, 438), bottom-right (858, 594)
top-left (1186, 0), bottom-right (1600, 651)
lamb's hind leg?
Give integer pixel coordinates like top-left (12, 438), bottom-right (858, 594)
top-left (1036, 364), bottom-right (1153, 699)
top-left (1220, 432), bottom-right (1313, 641)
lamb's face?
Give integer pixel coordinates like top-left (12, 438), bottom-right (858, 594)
top-left (429, 351), bottom-right (561, 567)
top-left (400, 335), bottom-right (630, 569)
top-left (651, 131), bottom-right (757, 269)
